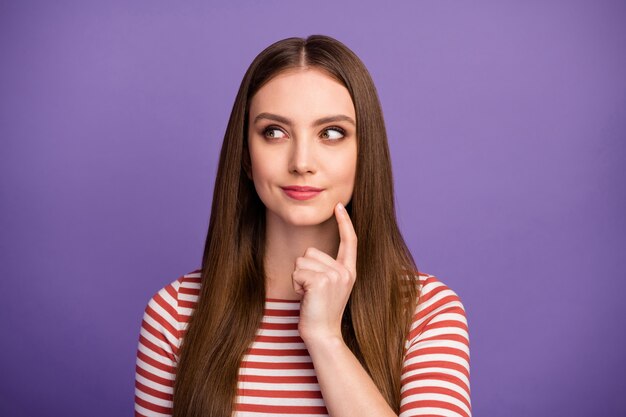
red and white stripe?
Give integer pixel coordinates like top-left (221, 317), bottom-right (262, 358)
top-left (135, 270), bottom-right (471, 417)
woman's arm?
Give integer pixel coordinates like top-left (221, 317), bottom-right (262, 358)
top-left (305, 335), bottom-right (398, 417)
top-left (294, 204), bottom-right (470, 417)
top-left (399, 278), bottom-right (471, 417)
top-left (134, 281), bottom-right (182, 417)
top-left (304, 278), bottom-right (471, 417)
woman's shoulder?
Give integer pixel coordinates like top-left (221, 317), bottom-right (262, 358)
top-left (144, 268), bottom-right (203, 323)
top-left (414, 271), bottom-right (464, 301)
top-left (402, 268), bottom-right (464, 300)
top-left (406, 270), bottom-right (468, 342)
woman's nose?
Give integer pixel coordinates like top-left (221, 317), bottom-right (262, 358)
top-left (288, 136), bottom-right (316, 175)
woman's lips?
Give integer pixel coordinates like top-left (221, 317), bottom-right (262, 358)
top-left (281, 187), bottom-right (323, 201)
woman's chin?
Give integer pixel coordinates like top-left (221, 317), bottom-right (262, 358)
top-left (269, 207), bottom-right (336, 228)
top-left (287, 215), bottom-right (333, 227)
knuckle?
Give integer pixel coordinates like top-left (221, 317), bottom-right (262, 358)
top-left (339, 266), bottom-right (353, 281)
top-left (318, 274), bottom-right (330, 286)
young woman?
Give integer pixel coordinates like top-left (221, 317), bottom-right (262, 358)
top-left (134, 34), bottom-right (471, 417)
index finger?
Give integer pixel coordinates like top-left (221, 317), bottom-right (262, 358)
top-left (334, 202), bottom-right (357, 273)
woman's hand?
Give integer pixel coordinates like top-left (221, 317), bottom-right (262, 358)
top-left (292, 202), bottom-right (358, 344)
top-left (290, 203), bottom-right (399, 417)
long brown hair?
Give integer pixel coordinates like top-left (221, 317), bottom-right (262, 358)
top-left (173, 34), bottom-right (421, 417)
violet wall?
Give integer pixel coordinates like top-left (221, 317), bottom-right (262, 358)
top-left (1, 1), bottom-right (625, 416)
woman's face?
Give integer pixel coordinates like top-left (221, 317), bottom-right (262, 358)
top-left (247, 68), bottom-right (357, 227)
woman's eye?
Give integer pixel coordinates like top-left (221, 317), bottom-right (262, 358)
top-left (262, 127), bottom-right (287, 139)
top-left (321, 127), bottom-right (346, 141)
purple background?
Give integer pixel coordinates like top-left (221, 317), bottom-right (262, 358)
top-left (1, 1), bottom-right (625, 416)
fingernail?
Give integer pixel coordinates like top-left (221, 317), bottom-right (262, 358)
top-left (337, 203), bottom-right (345, 212)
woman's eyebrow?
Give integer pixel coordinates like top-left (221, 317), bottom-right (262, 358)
top-left (253, 112), bottom-right (356, 127)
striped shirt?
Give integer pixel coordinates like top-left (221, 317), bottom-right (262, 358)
top-left (135, 269), bottom-right (471, 417)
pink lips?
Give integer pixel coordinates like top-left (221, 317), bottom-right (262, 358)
top-left (281, 186), bottom-right (324, 201)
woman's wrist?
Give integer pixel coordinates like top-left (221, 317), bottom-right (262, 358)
top-left (301, 331), bottom-right (345, 353)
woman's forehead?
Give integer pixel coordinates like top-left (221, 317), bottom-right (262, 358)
top-left (249, 69), bottom-right (355, 123)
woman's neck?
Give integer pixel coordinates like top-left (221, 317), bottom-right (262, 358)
top-left (263, 210), bottom-right (340, 300)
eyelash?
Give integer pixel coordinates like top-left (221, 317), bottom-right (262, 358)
top-left (261, 125), bottom-right (347, 142)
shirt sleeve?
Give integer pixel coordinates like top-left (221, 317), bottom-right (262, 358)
top-left (399, 276), bottom-right (471, 417)
top-left (134, 280), bottom-right (182, 417)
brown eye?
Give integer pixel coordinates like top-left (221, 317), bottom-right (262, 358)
top-left (321, 127), bottom-right (346, 141)
top-left (262, 126), bottom-right (287, 140)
